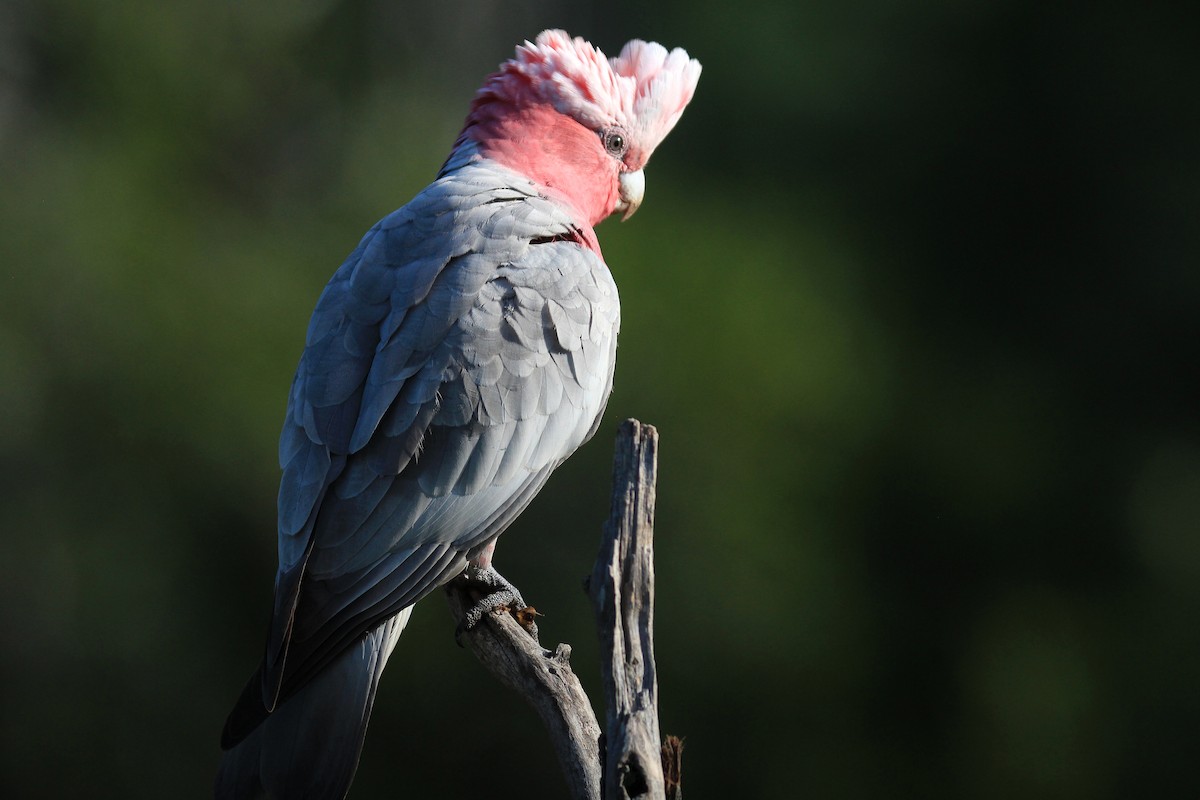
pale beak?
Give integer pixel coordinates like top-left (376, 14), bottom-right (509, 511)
top-left (615, 170), bottom-right (645, 221)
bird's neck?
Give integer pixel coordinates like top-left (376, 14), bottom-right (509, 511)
top-left (451, 102), bottom-right (620, 228)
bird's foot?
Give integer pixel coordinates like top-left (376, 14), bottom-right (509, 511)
top-left (453, 565), bottom-right (540, 644)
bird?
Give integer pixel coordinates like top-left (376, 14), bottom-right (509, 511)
top-left (215, 30), bottom-right (700, 799)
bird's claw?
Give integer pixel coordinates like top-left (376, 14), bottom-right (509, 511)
top-left (452, 566), bottom-right (540, 645)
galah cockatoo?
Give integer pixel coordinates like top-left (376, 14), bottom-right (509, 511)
top-left (215, 30), bottom-right (700, 800)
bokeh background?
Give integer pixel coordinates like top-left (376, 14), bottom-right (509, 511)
top-left (2, 1), bottom-right (1198, 797)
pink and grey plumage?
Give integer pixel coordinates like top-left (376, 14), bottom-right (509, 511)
top-left (215, 31), bottom-right (700, 799)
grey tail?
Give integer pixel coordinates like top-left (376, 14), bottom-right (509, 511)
top-left (215, 609), bottom-right (412, 800)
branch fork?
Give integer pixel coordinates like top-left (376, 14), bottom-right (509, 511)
top-left (446, 419), bottom-right (678, 800)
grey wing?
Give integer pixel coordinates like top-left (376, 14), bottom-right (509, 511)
top-left (259, 175), bottom-right (620, 712)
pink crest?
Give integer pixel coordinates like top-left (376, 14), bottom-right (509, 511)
top-left (475, 30), bottom-right (701, 161)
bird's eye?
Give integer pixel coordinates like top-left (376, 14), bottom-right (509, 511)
top-left (602, 129), bottom-right (628, 157)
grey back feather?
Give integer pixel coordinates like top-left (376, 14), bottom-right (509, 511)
top-left (249, 161), bottom-right (620, 719)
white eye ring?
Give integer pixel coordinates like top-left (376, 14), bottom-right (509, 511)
top-left (602, 128), bottom-right (628, 157)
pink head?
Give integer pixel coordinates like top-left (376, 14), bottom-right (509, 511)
top-left (454, 30), bottom-right (701, 228)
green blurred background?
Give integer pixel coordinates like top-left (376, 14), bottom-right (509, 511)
top-left (2, 0), bottom-right (1198, 797)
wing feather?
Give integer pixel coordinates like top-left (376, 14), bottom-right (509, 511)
top-left (259, 162), bottom-right (620, 710)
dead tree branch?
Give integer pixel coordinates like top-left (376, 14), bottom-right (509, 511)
top-left (446, 418), bottom-right (677, 800)
top-left (587, 419), bottom-right (666, 800)
top-left (444, 585), bottom-right (602, 800)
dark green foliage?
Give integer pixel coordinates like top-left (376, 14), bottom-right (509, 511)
top-left (1, 1), bottom-right (1197, 797)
